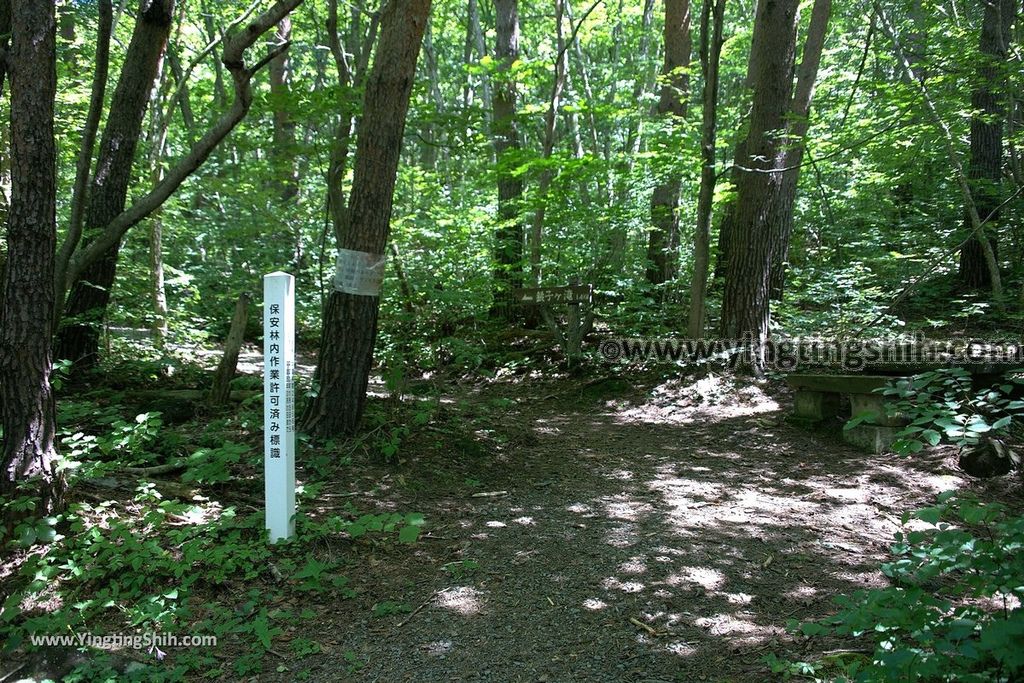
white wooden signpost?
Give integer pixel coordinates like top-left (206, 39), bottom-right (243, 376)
top-left (263, 272), bottom-right (296, 543)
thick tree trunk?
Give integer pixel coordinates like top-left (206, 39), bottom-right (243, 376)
top-left (719, 0), bottom-right (801, 363)
top-left (490, 0), bottom-right (525, 318)
top-left (54, 0), bottom-right (174, 370)
top-left (687, 0), bottom-right (725, 338)
top-left (768, 0), bottom-right (831, 300)
top-left (1, 0), bottom-right (64, 516)
top-left (302, 0), bottom-right (431, 437)
top-left (958, 0), bottom-right (1014, 288)
top-left (646, 0), bottom-right (692, 286)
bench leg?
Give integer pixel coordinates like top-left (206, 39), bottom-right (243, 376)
top-left (843, 424), bottom-right (900, 454)
top-left (792, 390), bottom-right (841, 422)
top-left (850, 393), bottom-right (906, 427)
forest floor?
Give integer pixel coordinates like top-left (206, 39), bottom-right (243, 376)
top-left (6, 350), bottom-right (1022, 683)
top-left (259, 369), bottom-right (1016, 683)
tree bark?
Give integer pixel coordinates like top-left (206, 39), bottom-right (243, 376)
top-left (719, 0), bottom-right (801, 364)
top-left (302, 0), bottom-right (431, 437)
top-left (55, 0), bottom-right (175, 370)
top-left (768, 0), bottom-right (831, 300)
top-left (1, 0), bottom-right (64, 517)
top-left (490, 0), bottom-right (525, 318)
top-left (646, 0), bottom-right (692, 287)
top-left (209, 293), bottom-right (250, 406)
top-left (958, 0), bottom-right (1015, 288)
top-left (269, 16), bottom-right (299, 203)
top-left (687, 0), bottom-right (725, 338)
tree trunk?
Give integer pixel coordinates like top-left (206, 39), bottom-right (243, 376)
top-left (646, 0), bottom-right (692, 287)
top-left (687, 0), bottom-right (725, 338)
top-left (958, 0), bottom-right (1014, 288)
top-left (54, 0), bottom-right (175, 370)
top-left (302, 0), bottom-right (431, 438)
top-left (719, 0), bottom-right (801, 363)
top-left (877, 4), bottom-right (1003, 298)
top-left (465, 0), bottom-right (492, 112)
top-left (209, 293), bottom-right (250, 406)
top-left (490, 0), bottom-right (525, 318)
top-left (1, 0), bottom-right (64, 517)
top-left (768, 0), bottom-right (831, 300)
top-left (150, 216), bottom-right (169, 343)
top-left (269, 16), bottom-right (299, 204)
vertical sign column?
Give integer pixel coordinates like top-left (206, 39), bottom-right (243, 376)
top-left (264, 271), bottom-right (296, 543)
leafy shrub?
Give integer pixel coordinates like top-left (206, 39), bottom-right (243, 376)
top-left (772, 492), bottom-right (1024, 681)
top-left (847, 368), bottom-right (1023, 467)
top-left (181, 442), bottom-right (250, 484)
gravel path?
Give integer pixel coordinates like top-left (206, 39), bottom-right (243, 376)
top-left (281, 376), bottom-right (970, 682)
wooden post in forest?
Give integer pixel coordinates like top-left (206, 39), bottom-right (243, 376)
top-left (512, 281), bottom-right (595, 365)
top-left (209, 292), bottom-right (250, 406)
top-left (263, 272), bottom-right (296, 543)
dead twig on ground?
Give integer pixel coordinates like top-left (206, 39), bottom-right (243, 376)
top-left (397, 590), bottom-right (440, 628)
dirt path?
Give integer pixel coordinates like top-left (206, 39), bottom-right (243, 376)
top-left (280, 375), bottom-right (974, 682)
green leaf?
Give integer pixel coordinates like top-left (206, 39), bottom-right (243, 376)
top-left (398, 525), bottom-right (420, 544)
top-left (914, 506), bottom-right (943, 525)
top-left (253, 610), bottom-right (272, 650)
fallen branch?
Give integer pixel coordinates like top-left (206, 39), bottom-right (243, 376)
top-left (397, 590), bottom-right (439, 628)
top-left (470, 490), bottom-right (508, 498)
top-left (629, 616), bottom-right (660, 636)
top-left (120, 461), bottom-right (186, 476)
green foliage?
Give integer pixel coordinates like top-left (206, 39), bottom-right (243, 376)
top-left (441, 559), bottom-right (480, 580)
top-left (181, 442), bottom-right (250, 485)
top-left (858, 369), bottom-right (1024, 461)
top-left (774, 493), bottom-right (1024, 682)
top-left (1, 400), bottom-right (426, 680)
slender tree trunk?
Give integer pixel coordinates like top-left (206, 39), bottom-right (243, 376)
top-left (768, 0), bottom-right (831, 300)
top-left (0, 0), bottom-right (11, 99)
top-left (54, 0), bottom-right (175, 369)
top-left (646, 0), bottom-right (692, 286)
top-left (719, 0), bottom-right (801, 363)
top-left (146, 49), bottom-right (172, 346)
top-left (269, 16), bottom-right (299, 203)
top-left (209, 293), bottom-right (250, 406)
top-left (529, 0), bottom-right (568, 288)
top-left (466, 0), bottom-right (492, 112)
top-left (490, 0), bottom-right (525, 318)
top-left (958, 0), bottom-right (1014, 288)
top-left (1, 0), bottom-right (64, 517)
top-left (302, 0), bottom-right (431, 437)
top-left (687, 0), bottom-right (726, 338)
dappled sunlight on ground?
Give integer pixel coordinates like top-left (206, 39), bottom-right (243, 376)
top-left (306, 378), bottom-right (997, 682)
top-left (435, 587), bottom-right (485, 616)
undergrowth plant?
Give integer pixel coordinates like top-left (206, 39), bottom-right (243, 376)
top-left (768, 492), bottom-right (1024, 681)
top-left (1, 479), bottom-right (424, 681)
top-left (846, 368), bottom-right (1024, 466)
